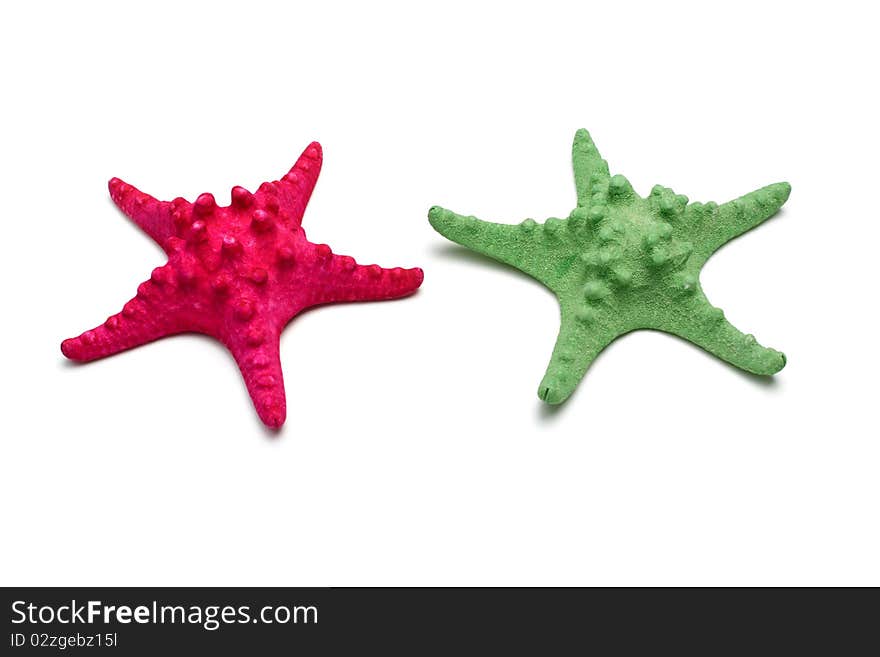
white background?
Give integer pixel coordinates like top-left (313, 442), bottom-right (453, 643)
top-left (1, 1), bottom-right (878, 586)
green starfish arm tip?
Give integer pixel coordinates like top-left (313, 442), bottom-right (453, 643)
top-left (429, 129), bottom-right (791, 405)
top-left (427, 205), bottom-right (452, 232)
top-left (692, 181), bottom-right (791, 262)
top-left (428, 205), bottom-right (560, 285)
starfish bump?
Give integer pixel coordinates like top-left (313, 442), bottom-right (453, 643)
top-left (62, 142), bottom-right (424, 428)
top-left (429, 129), bottom-right (789, 405)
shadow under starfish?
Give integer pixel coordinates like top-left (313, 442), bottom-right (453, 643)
top-left (429, 129), bottom-right (790, 405)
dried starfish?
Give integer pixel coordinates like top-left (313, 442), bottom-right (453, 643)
top-left (62, 143), bottom-right (424, 428)
top-left (429, 129), bottom-right (789, 404)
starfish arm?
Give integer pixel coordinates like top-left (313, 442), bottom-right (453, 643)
top-left (226, 331), bottom-right (286, 429)
top-left (571, 129), bottom-right (611, 207)
top-left (537, 304), bottom-right (620, 404)
top-left (271, 141), bottom-right (323, 227)
top-left (654, 294), bottom-right (786, 375)
top-left (307, 253), bottom-right (424, 305)
top-left (428, 206), bottom-right (559, 286)
top-left (690, 182), bottom-right (791, 262)
top-left (108, 177), bottom-right (178, 246)
top-left (60, 271), bottom-right (187, 361)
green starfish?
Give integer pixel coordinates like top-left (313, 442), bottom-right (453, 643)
top-left (429, 129), bottom-right (790, 404)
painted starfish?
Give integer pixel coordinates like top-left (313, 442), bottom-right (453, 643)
top-left (62, 142), bottom-right (424, 428)
top-left (429, 129), bottom-right (789, 404)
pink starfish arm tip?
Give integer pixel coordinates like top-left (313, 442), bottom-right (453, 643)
top-left (61, 273), bottom-right (186, 361)
top-left (108, 177), bottom-right (179, 246)
top-left (272, 141), bottom-right (323, 227)
top-left (306, 251), bottom-right (424, 306)
top-left (227, 334), bottom-right (287, 429)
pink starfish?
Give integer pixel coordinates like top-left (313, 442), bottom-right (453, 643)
top-left (62, 142), bottom-right (424, 429)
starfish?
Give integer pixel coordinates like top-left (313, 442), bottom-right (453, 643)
top-left (429, 129), bottom-right (790, 404)
top-left (62, 142), bottom-right (424, 428)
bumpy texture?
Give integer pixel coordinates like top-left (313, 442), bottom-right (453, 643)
top-left (62, 142), bottom-right (424, 428)
top-left (429, 129), bottom-right (789, 404)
